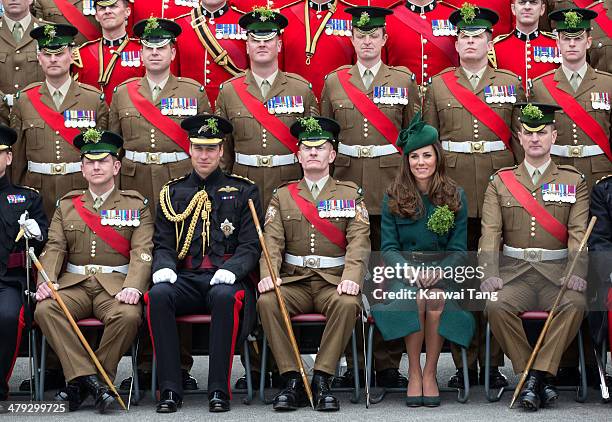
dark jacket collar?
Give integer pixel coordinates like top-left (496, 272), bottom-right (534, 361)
top-left (190, 167), bottom-right (223, 189)
top-left (405, 0), bottom-right (437, 14)
top-left (102, 34), bottom-right (127, 47)
top-left (514, 28), bottom-right (539, 41)
top-left (199, 2), bottom-right (229, 19)
top-left (309, 0), bottom-right (335, 13)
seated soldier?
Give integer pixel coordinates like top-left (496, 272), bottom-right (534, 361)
top-left (34, 129), bottom-right (154, 413)
top-left (147, 114), bottom-right (262, 413)
top-left (480, 103), bottom-right (589, 411)
top-left (257, 116), bottom-right (370, 412)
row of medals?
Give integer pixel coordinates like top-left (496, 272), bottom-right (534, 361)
top-left (317, 200), bottom-right (357, 218)
top-left (100, 210), bottom-right (141, 227)
top-left (63, 111), bottom-right (97, 128)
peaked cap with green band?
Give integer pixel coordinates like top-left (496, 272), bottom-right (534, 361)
top-left (449, 3), bottom-right (498, 35)
top-left (290, 116), bottom-right (340, 148)
top-left (30, 24), bottom-right (78, 53)
top-left (181, 114), bottom-right (233, 146)
top-left (396, 112), bottom-right (439, 155)
top-left (74, 129), bottom-right (124, 160)
top-left (515, 103), bottom-right (561, 132)
top-left (0, 125), bottom-right (17, 151)
top-left (549, 8), bottom-right (597, 34)
top-left (345, 6), bottom-right (393, 33)
top-left (133, 18), bottom-right (181, 47)
top-left (239, 6), bottom-right (288, 40)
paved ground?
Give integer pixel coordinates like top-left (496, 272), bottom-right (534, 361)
top-left (3, 354), bottom-right (611, 421)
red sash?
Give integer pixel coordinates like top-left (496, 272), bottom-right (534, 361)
top-left (441, 71), bottom-right (512, 149)
top-left (390, 6), bottom-right (459, 66)
top-left (498, 170), bottom-right (568, 244)
top-left (72, 196), bottom-right (131, 258)
top-left (126, 80), bottom-right (191, 152)
top-left (573, 0), bottom-right (612, 38)
top-left (287, 183), bottom-right (347, 250)
top-left (337, 69), bottom-right (400, 151)
top-left (54, 0), bottom-right (101, 41)
top-left (230, 77), bottom-right (298, 154)
top-left (541, 74), bottom-right (612, 161)
top-left (25, 87), bottom-right (80, 148)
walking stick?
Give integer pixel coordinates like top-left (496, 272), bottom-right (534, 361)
top-left (27, 248), bottom-right (128, 411)
top-left (361, 294), bottom-right (371, 408)
top-left (247, 199), bottom-right (315, 409)
top-left (18, 212), bottom-right (35, 401)
top-left (509, 216), bottom-right (597, 408)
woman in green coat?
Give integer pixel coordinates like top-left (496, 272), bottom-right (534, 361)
top-left (371, 114), bottom-right (475, 407)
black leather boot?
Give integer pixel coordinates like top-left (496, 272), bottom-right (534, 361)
top-left (519, 371), bottom-right (542, 411)
top-left (273, 373), bottom-right (307, 411)
top-left (156, 390), bottom-right (182, 413)
top-left (311, 372), bottom-right (339, 412)
top-left (81, 375), bottom-right (115, 413)
top-left (208, 390), bottom-right (230, 412)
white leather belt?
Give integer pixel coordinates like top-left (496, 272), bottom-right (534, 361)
top-left (285, 253), bottom-right (345, 269)
top-left (442, 140), bottom-right (506, 154)
top-left (235, 152), bottom-right (297, 168)
top-left (503, 245), bottom-right (568, 263)
top-left (338, 143), bottom-right (398, 158)
top-left (66, 262), bottom-right (129, 276)
top-left (125, 150), bottom-right (189, 165)
top-left (28, 161), bottom-right (82, 175)
top-left (551, 144), bottom-right (603, 158)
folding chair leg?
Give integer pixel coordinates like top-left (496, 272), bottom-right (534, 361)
top-left (576, 328), bottom-right (588, 403)
top-left (151, 357), bottom-right (157, 401)
top-left (350, 328), bottom-right (360, 404)
top-left (367, 323), bottom-right (386, 405)
top-left (131, 339), bottom-right (140, 405)
top-left (484, 322), bottom-right (504, 402)
top-left (243, 340), bottom-right (253, 404)
top-left (259, 333), bottom-right (270, 404)
top-left (457, 347), bottom-right (469, 403)
top-left (31, 330), bottom-right (40, 401)
top-left (39, 335), bottom-right (47, 401)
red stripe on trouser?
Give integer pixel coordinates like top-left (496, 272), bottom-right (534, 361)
top-left (144, 292), bottom-right (156, 360)
top-left (6, 306), bottom-right (25, 383)
top-left (226, 290), bottom-right (244, 399)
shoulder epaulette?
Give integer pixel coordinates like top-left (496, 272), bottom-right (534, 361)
top-left (335, 179), bottom-right (359, 190)
top-left (533, 69), bottom-right (556, 81)
top-left (492, 32), bottom-right (512, 44)
top-left (176, 76), bottom-right (205, 89)
top-left (15, 185), bottom-right (39, 194)
top-left (438, 1), bottom-right (458, 9)
top-left (594, 68), bottom-right (612, 77)
top-left (230, 5), bottom-right (248, 15)
top-left (557, 164), bottom-right (585, 178)
top-left (77, 82), bottom-right (104, 96)
top-left (60, 190), bottom-right (87, 201)
top-left (21, 82), bottom-right (44, 94)
top-left (328, 65), bottom-right (352, 76)
top-left (438, 67), bottom-right (457, 76)
top-left (116, 76), bottom-right (141, 89)
top-left (119, 189), bottom-right (148, 205)
top-left (163, 174), bottom-right (190, 188)
top-left (276, 0), bottom-right (303, 10)
top-left (221, 73), bottom-right (247, 88)
top-left (228, 173), bottom-right (255, 184)
top-left (273, 180), bottom-right (299, 194)
top-left (494, 68), bottom-right (521, 79)
top-left (174, 12), bottom-right (192, 21)
top-left (595, 174), bottom-right (612, 185)
top-left (490, 165), bottom-right (518, 180)
top-left (284, 72), bottom-right (312, 86)
top-left (389, 65), bottom-right (414, 78)
top-left (78, 38), bottom-right (101, 49)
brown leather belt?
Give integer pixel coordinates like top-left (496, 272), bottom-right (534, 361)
top-left (181, 254), bottom-right (233, 270)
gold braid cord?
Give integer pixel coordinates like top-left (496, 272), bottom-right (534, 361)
top-left (160, 185), bottom-right (212, 260)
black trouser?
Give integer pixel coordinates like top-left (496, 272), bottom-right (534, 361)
top-left (0, 282), bottom-right (24, 400)
top-left (147, 271), bottom-right (245, 398)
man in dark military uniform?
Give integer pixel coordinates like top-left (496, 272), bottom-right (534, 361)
top-left (147, 113), bottom-right (262, 413)
top-left (10, 23), bottom-right (109, 218)
top-left (491, 0), bottom-right (560, 93)
top-left (258, 116), bottom-right (370, 412)
top-left (0, 0), bottom-right (47, 99)
top-left (531, 7), bottom-right (612, 191)
top-left (0, 124), bottom-right (48, 402)
top-left (480, 103), bottom-right (589, 411)
top-left (72, 0), bottom-right (144, 104)
top-left (34, 0), bottom-right (103, 45)
top-left (215, 5), bottom-right (319, 208)
top-left (423, 4), bottom-right (523, 389)
top-left (34, 129), bottom-right (154, 413)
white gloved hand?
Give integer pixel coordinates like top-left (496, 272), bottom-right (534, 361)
top-left (210, 269), bottom-right (236, 285)
top-left (18, 212), bottom-right (42, 241)
top-left (152, 268), bottom-right (177, 284)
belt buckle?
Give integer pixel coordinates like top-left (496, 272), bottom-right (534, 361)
top-left (51, 163), bottom-right (67, 175)
top-left (470, 141), bottom-right (485, 153)
top-left (357, 145), bottom-right (373, 158)
top-left (146, 152), bottom-right (161, 164)
top-left (568, 145), bottom-right (583, 158)
top-left (522, 248), bottom-right (542, 263)
top-left (84, 265), bottom-right (102, 275)
top-left (256, 155), bottom-right (273, 167)
top-left (304, 257), bottom-right (321, 268)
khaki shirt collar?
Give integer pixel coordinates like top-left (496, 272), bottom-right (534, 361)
top-left (357, 60), bottom-right (382, 80)
top-left (523, 159), bottom-right (551, 180)
top-left (90, 186), bottom-right (115, 206)
top-left (462, 65), bottom-right (487, 82)
top-left (305, 175), bottom-right (330, 195)
top-left (561, 62), bottom-right (588, 83)
top-left (252, 70), bottom-right (278, 90)
top-left (4, 13), bottom-right (32, 33)
top-left (146, 74), bottom-right (170, 95)
top-left (46, 77), bottom-right (72, 100)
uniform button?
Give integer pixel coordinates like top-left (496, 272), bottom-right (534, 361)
top-left (423, 55), bottom-right (428, 60)
top-left (532, 192), bottom-right (536, 197)
top-left (530, 232), bottom-right (535, 237)
top-left (474, 129), bottom-right (479, 134)
top-left (206, 70), bottom-right (211, 74)
top-left (90, 253), bottom-right (96, 257)
top-left (14, 84), bottom-right (18, 89)
top-left (573, 140), bottom-right (578, 144)
top-left (447, 103), bottom-right (451, 107)
top-left (423, 72), bottom-right (428, 77)
top-left (206, 79), bottom-right (211, 83)
top-left (163, 4), bottom-right (169, 8)
top-left (15, 66), bottom-right (19, 70)
top-left (473, 119), bottom-right (478, 124)
top-left (55, 131), bottom-right (60, 135)
top-left (311, 224), bottom-right (315, 229)
top-left (423, 64), bottom-right (428, 68)
top-left (310, 248), bottom-right (315, 253)
top-left (15, 50), bottom-right (20, 54)
top-left (92, 241), bottom-right (96, 245)
top-left (150, 134), bottom-right (155, 138)
top-left (262, 129), bottom-right (267, 133)
top-left (531, 217), bottom-right (535, 221)
top-left (531, 222), bottom-right (536, 226)
top-left (151, 143), bottom-right (156, 148)
top-left (125, 112), bottom-right (129, 116)
top-left (473, 124), bottom-right (478, 128)
top-left (572, 128), bottom-right (577, 133)
top-left (310, 233), bottom-right (315, 238)
top-left (363, 118), bottom-right (368, 123)
top-left (55, 140), bottom-right (60, 144)
top-left (422, 39), bottom-right (427, 44)
top-left (474, 134), bottom-right (479, 138)
top-left (206, 60), bottom-right (210, 65)
top-left (526, 58), bottom-right (531, 62)
top-left (420, 14), bottom-right (426, 19)
top-left (150, 129), bottom-right (155, 133)
top-left (527, 64), bottom-right (532, 69)
top-left (364, 133), bottom-right (368, 138)
top-left (572, 123), bottom-right (577, 128)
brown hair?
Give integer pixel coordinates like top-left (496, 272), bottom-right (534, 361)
top-left (386, 142), bottom-right (462, 219)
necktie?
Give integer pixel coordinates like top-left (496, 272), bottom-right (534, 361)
top-left (470, 74), bottom-right (480, 90)
top-left (93, 197), bottom-right (104, 211)
top-left (363, 69), bottom-right (373, 90)
top-left (12, 22), bottom-right (23, 43)
top-left (260, 80), bottom-right (271, 98)
top-left (52, 90), bottom-right (63, 110)
top-left (152, 85), bottom-right (161, 101)
top-left (311, 183), bottom-right (320, 199)
top-left (532, 169), bottom-right (540, 185)
top-left (569, 72), bottom-right (580, 92)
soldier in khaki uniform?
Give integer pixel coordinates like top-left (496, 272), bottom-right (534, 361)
top-left (33, 0), bottom-right (103, 45)
top-left (480, 103), bottom-right (589, 411)
top-left (216, 5), bottom-right (319, 208)
top-left (258, 116), bottom-right (370, 412)
top-left (10, 23), bottom-right (108, 218)
top-left (34, 129), bottom-right (154, 413)
top-left (531, 7), bottom-right (612, 191)
top-left (321, 5), bottom-right (416, 390)
top-left (0, 0), bottom-right (46, 98)
top-left (423, 5), bottom-right (524, 389)
top-left (111, 17), bottom-right (211, 213)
